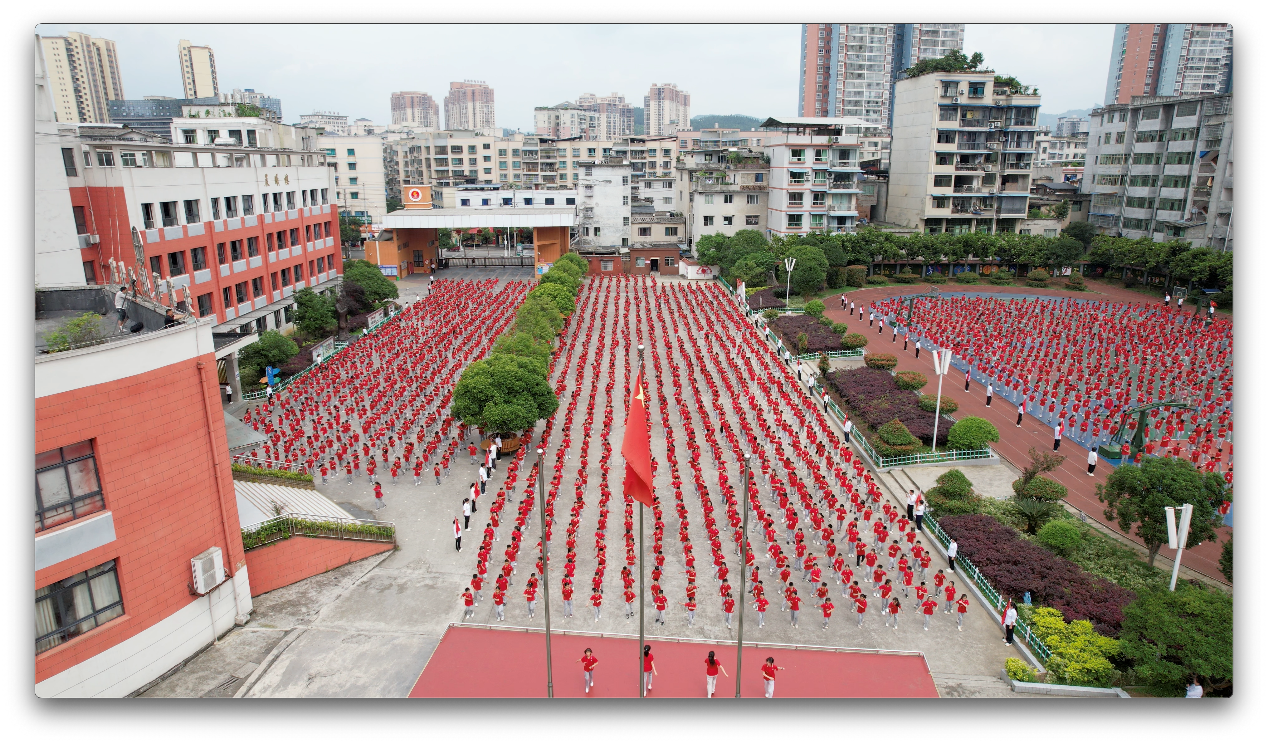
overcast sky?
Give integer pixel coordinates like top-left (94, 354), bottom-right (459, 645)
top-left (37, 23), bottom-right (1113, 130)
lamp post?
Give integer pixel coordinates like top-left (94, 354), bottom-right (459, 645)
top-left (537, 447), bottom-right (554, 697)
top-left (734, 452), bottom-right (751, 698)
top-left (929, 348), bottom-right (953, 454)
top-left (783, 256), bottom-right (796, 315)
top-left (1165, 504), bottom-right (1193, 592)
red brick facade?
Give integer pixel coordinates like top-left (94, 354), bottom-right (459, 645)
top-left (35, 353), bottom-right (244, 683)
top-left (244, 536), bottom-right (395, 596)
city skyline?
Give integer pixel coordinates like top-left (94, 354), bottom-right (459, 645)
top-left (36, 24), bottom-right (1113, 132)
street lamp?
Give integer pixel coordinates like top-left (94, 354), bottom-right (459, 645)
top-left (1165, 504), bottom-right (1193, 592)
top-left (536, 447), bottom-right (554, 697)
top-left (783, 256), bottom-right (796, 315)
top-left (929, 348), bottom-right (954, 454)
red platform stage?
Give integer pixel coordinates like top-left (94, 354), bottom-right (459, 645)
top-left (410, 625), bottom-right (938, 698)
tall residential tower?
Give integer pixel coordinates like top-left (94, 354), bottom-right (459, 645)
top-left (1104, 24), bottom-right (1232, 105)
top-left (177, 39), bottom-right (219, 99)
top-left (644, 83), bottom-right (691, 136)
top-left (444, 81), bottom-right (496, 131)
top-left (40, 32), bottom-right (125, 124)
top-left (391, 91), bottom-right (440, 129)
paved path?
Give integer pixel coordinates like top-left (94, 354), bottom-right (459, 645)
top-left (823, 288), bottom-right (1230, 584)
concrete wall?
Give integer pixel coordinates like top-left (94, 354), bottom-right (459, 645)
top-left (244, 536), bottom-right (394, 596)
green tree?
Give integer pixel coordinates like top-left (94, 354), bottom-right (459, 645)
top-left (342, 259), bottom-right (399, 304)
top-left (903, 49), bottom-right (986, 77)
top-left (1097, 457), bottom-right (1228, 566)
top-left (554, 252), bottom-right (589, 276)
top-left (1219, 535), bottom-right (1232, 583)
top-left (1062, 221), bottom-right (1097, 249)
top-left (730, 251), bottom-right (779, 286)
top-left (452, 354), bottom-right (559, 435)
top-left (515, 295), bottom-right (564, 341)
top-left (527, 282), bottom-right (576, 316)
top-left (438, 229), bottom-right (455, 251)
top-left (492, 332), bottom-right (553, 371)
top-left (804, 299), bottom-right (825, 318)
top-left (540, 267), bottom-right (580, 295)
top-left (946, 417), bottom-right (1000, 451)
top-left (386, 197), bottom-right (403, 213)
top-left (779, 244), bottom-right (829, 295)
top-left (340, 214), bottom-right (365, 245)
top-left (234, 103), bottom-right (265, 118)
top-left (1010, 447), bottom-right (1067, 533)
top-left (1051, 200), bottom-right (1071, 219)
top-left (294, 287), bottom-right (336, 337)
top-left (1119, 586), bottom-right (1233, 696)
top-left (239, 330), bottom-right (299, 382)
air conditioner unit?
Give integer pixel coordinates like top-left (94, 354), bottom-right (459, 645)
top-left (191, 547), bottom-right (226, 595)
top-left (89, 234), bottom-right (101, 244)
top-left (953, 97), bottom-right (960, 103)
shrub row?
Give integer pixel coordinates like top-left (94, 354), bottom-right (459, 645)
top-left (827, 367), bottom-right (949, 446)
top-left (231, 463), bottom-right (314, 483)
top-left (938, 513), bottom-right (1137, 636)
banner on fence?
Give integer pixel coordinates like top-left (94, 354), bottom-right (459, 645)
top-left (367, 308), bottom-right (385, 329)
top-left (378, 264), bottom-right (398, 277)
top-left (311, 337), bottom-right (336, 364)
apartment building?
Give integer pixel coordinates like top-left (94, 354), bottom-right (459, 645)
top-left (41, 32), bottom-right (125, 124)
top-left (299, 111), bottom-right (349, 135)
top-left (391, 91), bottom-right (440, 129)
top-left (1035, 129), bottom-right (1088, 166)
top-left (675, 135), bottom-right (769, 247)
top-left (763, 117), bottom-right (867, 237)
top-left (576, 92), bottom-right (635, 139)
top-left (576, 160), bottom-right (631, 257)
top-left (533, 102), bottom-right (598, 139)
top-left (177, 39), bottom-right (218, 99)
top-left (1083, 93), bottom-right (1232, 250)
top-left (644, 84), bottom-right (691, 135)
top-left (385, 130), bottom-right (525, 195)
top-left (444, 81), bottom-right (496, 131)
top-left (888, 72), bottom-right (1040, 234)
top-left (319, 134), bottom-right (389, 223)
top-left (1105, 24), bottom-right (1232, 105)
top-left (1054, 116), bottom-right (1090, 137)
top-left (800, 23), bottom-right (965, 127)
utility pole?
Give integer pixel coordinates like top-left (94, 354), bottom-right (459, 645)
top-left (637, 343), bottom-right (646, 700)
top-left (537, 447), bottom-right (553, 697)
top-left (734, 452), bottom-right (751, 698)
top-left (930, 348), bottom-right (953, 453)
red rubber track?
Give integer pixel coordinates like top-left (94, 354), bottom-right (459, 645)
top-left (409, 625), bottom-right (937, 698)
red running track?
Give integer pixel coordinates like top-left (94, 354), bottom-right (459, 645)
top-left (409, 625), bottom-right (938, 699)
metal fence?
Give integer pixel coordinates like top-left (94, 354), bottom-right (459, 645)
top-left (922, 515), bottom-right (1052, 662)
top-left (240, 512), bottom-right (397, 551)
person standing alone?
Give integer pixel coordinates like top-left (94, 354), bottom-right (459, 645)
top-left (1087, 447), bottom-right (1098, 476)
top-left (1003, 600), bottom-right (1018, 645)
top-left (761, 657), bottom-right (783, 698)
top-left (704, 650), bottom-right (728, 698)
top-left (578, 649), bottom-right (599, 694)
top-left (453, 517), bottom-right (463, 552)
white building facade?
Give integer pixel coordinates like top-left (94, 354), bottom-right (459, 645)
top-left (763, 118), bottom-right (867, 237)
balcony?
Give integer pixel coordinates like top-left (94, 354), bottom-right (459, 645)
top-left (955, 163), bottom-right (985, 171)
top-left (954, 186), bottom-right (988, 194)
top-left (958, 142), bottom-right (989, 151)
top-left (959, 119), bottom-right (988, 128)
top-left (829, 160), bottom-right (860, 170)
top-left (1002, 162), bottom-right (1032, 171)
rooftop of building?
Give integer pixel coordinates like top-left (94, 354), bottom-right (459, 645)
top-left (35, 285), bottom-right (195, 356)
top-left (1094, 92), bottom-right (1232, 112)
top-left (759, 117), bottom-right (876, 134)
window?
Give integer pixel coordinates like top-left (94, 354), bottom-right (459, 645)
top-left (1157, 197), bottom-right (1185, 212)
top-left (450, 146), bottom-right (463, 154)
top-left (812, 193), bottom-right (826, 206)
top-left (524, 198), bottom-right (533, 206)
top-left (96, 150), bottom-right (115, 167)
top-left (1096, 174), bottom-right (1124, 186)
top-left (183, 199), bottom-right (201, 224)
top-left (621, 238), bottom-right (629, 247)
top-left (72, 206), bottom-right (88, 235)
top-left (664, 227), bottom-right (679, 237)
top-left (61, 147), bottom-right (78, 176)
top-left (286, 192), bottom-right (296, 210)
top-left (210, 198), bottom-right (222, 220)
top-left (120, 151), bottom-right (138, 168)
top-left (788, 193), bottom-right (805, 206)
top-left (35, 440), bottom-right (105, 531)
top-left (36, 559), bottom-right (123, 654)
top-left (350, 192), bottom-right (359, 200)
top-left (216, 243), bottom-right (227, 265)
top-left (1161, 175), bottom-right (1190, 189)
top-left (321, 189), bottom-right (328, 205)
top-left (230, 240), bottom-right (243, 261)
top-left (566, 197), bottom-right (576, 205)
top-left (593, 227), bottom-right (601, 237)
top-left (622, 177), bottom-right (629, 186)
top-left (242, 195), bottom-right (254, 216)
top-left (289, 228), bottom-right (299, 246)
top-left (235, 282), bottom-right (248, 304)
top-left (349, 177), bottom-right (358, 185)
top-left (317, 257), bottom-right (326, 274)
top-left (790, 148), bottom-right (806, 163)
top-left (723, 194), bottom-right (734, 204)
top-left (347, 148), bottom-right (356, 157)
top-left (281, 267), bottom-right (291, 286)
top-left (638, 227), bottom-right (652, 237)
top-left (468, 145), bottom-right (477, 154)
top-left (1125, 196), bottom-right (1155, 209)
top-left (747, 194), bottom-right (759, 205)
top-left (636, 257), bottom-right (645, 267)
top-left (787, 214), bottom-right (804, 229)
top-left (1165, 152), bottom-right (1194, 165)
top-left (247, 236), bottom-right (259, 257)
top-left (745, 215), bottom-right (760, 226)
top-left (703, 216), bottom-right (714, 226)
top-left (754, 173), bottom-right (764, 183)
top-left (1121, 217), bottom-right (1152, 231)
top-left (460, 199), bottom-right (470, 207)
top-left (197, 292), bottom-right (213, 316)
top-left (623, 217), bottom-right (630, 226)
top-left (1128, 175), bottom-right (1159, 187)
top-left (810, 214), bottom-right (824, 229)
top-left (601, 260), bottom-right (614, 271)
top-left (225, 196), bottom-right (238, 218)
top-left (168, 251), bottom-right (186, 276)
top-left (544, 198), bottom-right (555, 205)
top-left (723, 216), bottom-right (734, 226)
top-left (251, 277), bottom-right (264, 298)
top-left (305, 225), bottom-right (312, 243)
top-left (191, 246), bottom-right (207, 271)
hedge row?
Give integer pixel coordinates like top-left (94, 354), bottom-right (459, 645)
top-left (231, 462), bottom-right (314, 483)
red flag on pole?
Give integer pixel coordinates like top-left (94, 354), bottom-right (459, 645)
top-left (622, 372), bottom-right (654, 507)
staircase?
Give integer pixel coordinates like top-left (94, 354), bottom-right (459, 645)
top-left (932, 672), bottom-right (1027, 698)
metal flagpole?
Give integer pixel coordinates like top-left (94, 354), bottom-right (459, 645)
top-left (637, 343), bottom-right (646, 699)
top-left (537, 447), bottom-right (554, 698)
top-left (735, 452), bottom-right (751, 698)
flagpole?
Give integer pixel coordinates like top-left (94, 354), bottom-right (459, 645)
top-left (537, 447), bottom-right (553, 698)
top-left (734, 451), bottom-right (751, 698)
top-left (637, 343), bottom-right (646, 700)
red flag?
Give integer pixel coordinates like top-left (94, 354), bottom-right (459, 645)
top-left (622, 372), bottom-right (654, 507)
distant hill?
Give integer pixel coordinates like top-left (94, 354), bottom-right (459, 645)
top-left (690, 114), bottom-right (765, 131)
top-left (1037, 108), bottom-right (1097, 129)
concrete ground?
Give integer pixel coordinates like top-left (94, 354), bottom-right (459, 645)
top-left (900, 460), bottom-right (1022, 502)
top-left (156, 270), bottom-right (1034, 698)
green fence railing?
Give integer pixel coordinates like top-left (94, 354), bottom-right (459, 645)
top-left (717, 276), bottom-right (736, 295)
top-left (922, 514), bottom-right (1052, 663)
top-left (822, 393), bottom-right (992, 470)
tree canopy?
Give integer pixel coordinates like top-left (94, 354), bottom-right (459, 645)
top-left (904, 49), bottom-right (987, 77)
top-left (342, 259), bottom-right (399, 304)
top-left (527, 282), bottom-right (576, 316)
top-left (239, 331), bottom-right (299, 381)
top-left (1119, 585), bottom-right (1232, 696)
top-left (294, 287), bottom-right (335, 337)
top-left (1097, 457), bottom-right (1227, 565)
top-left (452, 353), bottom-right (559, 434)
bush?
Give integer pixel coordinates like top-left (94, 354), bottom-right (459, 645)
top-left (953, 271), bottom-right (980, 284)
top-left (934, 469), bottom-right (974, 499)
top-left (240, 330), bottom-right (300, 384)
top-left (762, 309), bottom-right (779, 322)
top-left (864, 352), bottom-right (898, 370)
top-left (554, 252), bottom-right (589, 276)
top-left (1065, 272), bottom-right (1086, 291)
top-left (926, 274), bottom-right (948, 284)
top-left (1014, 475), bottom-right (1068, 502)
top-left (830, 322), bottom-right (849, 334)
top-left (826, 367), bottom-right (951, 447)
top-left (894, 370), bottom-right (927, 391)
top-left (795, 332), bottom-right (809, 353)
top-left (946, 416), bottom-right (1000, 451)
top-left (939, 514), bottom-right (1137, 636)
top-left (1026, 268), bottom-right (1051, 287)
top-left (841, 333), bottom-right (869, 350)
top-left (878, 418), bottom-right (919, 446)
top-left (990, 271), bottom-right (1016, 285)
top-left (804, 299), bottom-right (825, 318)
top-left (1119, 586), bottom-right (1232, 696)
top-left (866, 275), bottom-right (888, 285)
top-left (231, 463), bottom-right (314, 483)
top-left (926, 469), bottom-right (983, 517)
top-left (343, 259), bottom-right (400, 304)
top-left (527, 282), bottom-right (577, 316)
top-left (1036, 520), bottom-right (1083, 557)
top-left (894, 270), bottom-right (918, 284)
top-left (772, 287), bottom-right (787, 299)
top-left (825, 267), bottom-right (845, 289)
top-left (918, 394), bottom-right (958, 413)
top-left (843, 265), bottom-right (867, 288)
top-left (1030, 607), bottom-right (1121, 688)
top-left (43, 311), bottom-right (108, 353)
top-left (1005, 658), bottom-right (1038, 683)
top-left (817, 316), bottom-right (834, 327)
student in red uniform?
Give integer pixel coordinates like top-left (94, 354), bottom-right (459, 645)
top-left (755, 594), bottom-right (770, 628)
top-left (761, 657), bottom-right (783, 698)
top-left (885, 598), bottom-right (902, 630)
top-left (524, 582), bottom-right (537, 619)
top-left (561, 580), bottom-right (575, 618)
top-left (819, 596), bottom-right (835, 630)
top-left (955, 594), bottom-right (971, 631)
top-left (683, 596), bottom-right (697, 627)
top-left (591, 589), bottom-right (603, 622)
top-left (492, 587), bottom-right (506, 621)
top-left (577, 648), bottom-right (599, 693)
top-left (643, 645), bottom-right (657, 693)
top-left (704, 650), bottom-right (729, 698)
top-left (943, 581), bottom-right (957, 613)
top-left (723, 593), bottom-right (736, 629)
top-left (854, 594), bottom-right (868, 627)
top-left (460, 588), bottom-right (475, 620)
top-left (788, 590), bottom-right (802, 628)
top-left (921, 596), bottom-right (939, 630)
top-left (470, 573), bottom-right (483, 604)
